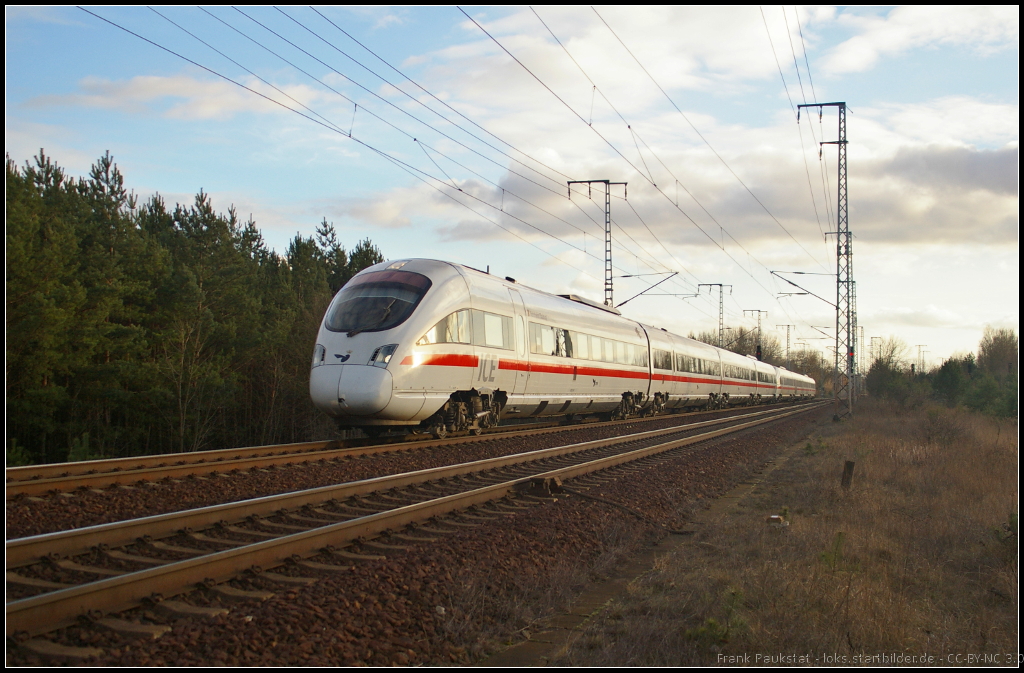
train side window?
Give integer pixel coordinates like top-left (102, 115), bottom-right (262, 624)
top-left (530, 322), bottom-right (557, 356)
top-left (574, 332), bottom-right (590, 360)
top-left (470, 310), bottom-right (512, 350)
top-left (654, 349), bottom-right (672, 371)
top-left (417, 309), bottom-right (470, 345)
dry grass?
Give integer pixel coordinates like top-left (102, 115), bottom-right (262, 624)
top-left (557, 400), bottom-right (1018, 666)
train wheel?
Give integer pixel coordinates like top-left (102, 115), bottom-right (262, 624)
top-left (469, 427), bottom-right (483, 436)
top-left (431, 425), bottom-right (447, 440)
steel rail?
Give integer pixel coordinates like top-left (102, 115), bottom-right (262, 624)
top-left (6, 403), bottom-right (824, 636)
top-left (5, 403), bottom-right (799, 497)
top-left (6, 404), bottom-right (809, 566)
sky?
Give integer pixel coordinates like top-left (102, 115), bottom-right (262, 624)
top-left (6, 6), bottom-right (1019, 370)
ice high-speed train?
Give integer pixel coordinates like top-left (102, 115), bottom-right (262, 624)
top-left (310, 259), bottom-right (816, 437)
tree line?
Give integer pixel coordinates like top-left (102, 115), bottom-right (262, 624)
top-left (6, 151), bottom-right (383, 465)
top-left (866, 329), bottom-right (1017, 417)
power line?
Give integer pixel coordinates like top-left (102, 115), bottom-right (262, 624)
top-left (461, 7), bottom-right (783, 306)
top-left (759, 6), bottom-right (831, 266)
top-left (76, 6), bottom-right (606, 280)
top-left (203, 7), bottom-right (680, 290)
top-left (460, 6), bottom-right (726, 309)
top-left (307, 6), bottom-right (577, 185)
top-left (203, 8), bottom-right (622, 253)
top-left (85, 6), bottom-right (783, 333)
top-left (593, 6), bottom-right (830, 274)
top-left (530, 6), bottom-right (739, 292)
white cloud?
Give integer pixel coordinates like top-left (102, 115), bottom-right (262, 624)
top-left (26, 73), bottom-right (343, 123)
top-left (824, 6), bottom-right (1019, 74)
top-left (855, 97), bottom-right (1019, 151)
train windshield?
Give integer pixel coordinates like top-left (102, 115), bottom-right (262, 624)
top-left (325, 270), bottom-right (432, 336)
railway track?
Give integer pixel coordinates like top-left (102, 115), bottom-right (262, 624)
top-left (5, 403), bottom-right (799, 498)
top-left (7, 402), bottom-right (823, 642)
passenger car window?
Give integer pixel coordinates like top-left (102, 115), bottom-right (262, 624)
top-left (417, 310), bottom-right (470, 345)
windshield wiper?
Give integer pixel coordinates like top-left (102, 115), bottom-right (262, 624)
top-left (347, 299), bottom-right (397, 338)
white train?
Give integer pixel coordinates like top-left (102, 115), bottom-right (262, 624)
top-left (310, 259), bottom-right (816, 437)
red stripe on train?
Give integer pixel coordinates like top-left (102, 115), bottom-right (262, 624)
top-left (402, 353), bottom-right (804, 390)
top-left (399, 353), bottom-right (479, 367)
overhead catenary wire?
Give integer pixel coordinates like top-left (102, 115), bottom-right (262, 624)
top-left (76, 7), bottom-right (606, 278)
top-left (200, 6), bottom-right (678, 290)
top-left (463, 7), bottom-right (804, 323)
top-left (759, 6), bottom-right (832, 268)
top-left (461, 8), bottom-right (763, 298)
top-left (305, 5), bottom-right (697, 285)
top-left (784, 6), bottom-right (835, 268)
top-left (84, 7), bottom-right (823, 349)
top-left (206, 8), bottom-right (616, 249)
top-left (247, 5), bottom-right (713, 314)
top-left (79, 6), bottom-right (703, 307)
top-left (592, 6), bottom-right (830, 275)
top-left (793, 6), bottom-right (838, 238)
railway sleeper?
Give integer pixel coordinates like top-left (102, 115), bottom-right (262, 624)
top-left (102, 550), bottom-right (168, 567)
top-left (310, 507), bottom-right (358, 519)
top-left (435, 518), bottom-right (482, 528)
top-left (251, 570), bottom-right (318, 586)
top-left (254, 519), bottom-right (312, 532)
top-left (6, 571), bottom-right (73, 590)
top-left (19, 638), bottom-right (105, 662)
top-left (153, 599), bottom-right (229, 620)
top-left (187, 532), bottom-right (246, 547)
top-left (147, 540), bottom-right (205, 556)
top-left (223, 525), bottom-right (279, 539)
top-left (328, 548), bottom-right (385, 563)
top-left (413, 524), bottom-right (458, 536)
top-left (52, 559), bottom-right (125, 577)
top-left (205, 583), bottom-right (274, 603)
top-left (390, 533), bottom-right (439, 544)
top-left (360, 539), bottom-right (414, 553)
top-left (93, 617), bottom-right (172, 641)
top-left (292, 558), bottom-right (353, 573)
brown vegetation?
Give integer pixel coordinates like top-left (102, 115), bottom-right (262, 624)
top-left (556, 400), bottom-right (1018, 666)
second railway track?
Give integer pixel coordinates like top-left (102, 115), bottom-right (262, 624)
top-left (7, 402), bottom-right (823, 638)
top-left (5, 403), bottom-right (801, 498)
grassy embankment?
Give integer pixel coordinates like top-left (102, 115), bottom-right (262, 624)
top-left (556, 400), bottom-right (1018, 665)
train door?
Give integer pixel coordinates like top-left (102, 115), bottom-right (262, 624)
top-left (636, 324), bottom-right (653, 399)
top-left (507, 288), bottom-right (530, 399)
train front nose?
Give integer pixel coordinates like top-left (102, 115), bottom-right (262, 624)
top-left (310, 364), bottom-right (394, 417)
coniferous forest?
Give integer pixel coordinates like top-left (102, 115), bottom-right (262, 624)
top-left (7, 151), bottom-right (383, 466)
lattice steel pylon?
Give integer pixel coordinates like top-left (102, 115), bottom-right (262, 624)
top-left (699, 284), bottom-right (732, 347)
top-left (799, 101), bottom-right (852, 419)
top-left (568, 180), bottom-right (627, 306)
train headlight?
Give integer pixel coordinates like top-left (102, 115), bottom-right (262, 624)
top-left (368, 344), bottom-right (399, 368)
top-left (311, 344), bottom-right (326, 368)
